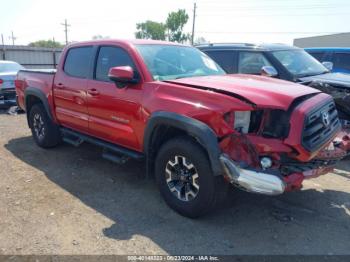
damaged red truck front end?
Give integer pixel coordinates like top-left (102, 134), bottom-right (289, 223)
top-left (169, 74), bottom-right (347, 195)
top-left (219, 92), bottom-right (345, 194)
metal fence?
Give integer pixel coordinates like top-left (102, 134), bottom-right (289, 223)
top-left (0, 45), bottom-right (63, 69)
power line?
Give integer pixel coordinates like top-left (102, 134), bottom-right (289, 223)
top-left (198, 12), bottom-right (350, 17)
top-left (199, 4), bottom-right (341, 8)
top-left (197, 31), bottom-right (347, 34)
top-left (61, 19), bottom-right (71, 45)
top-left (199, 0), bottom-right (339, 3)
top-left (198, 3), bottom-right (345, 8)
top-left (198, 7), bottom-right (348, 12)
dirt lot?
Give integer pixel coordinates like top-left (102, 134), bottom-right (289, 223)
top-left (0, 111), bottom-right (350, 255)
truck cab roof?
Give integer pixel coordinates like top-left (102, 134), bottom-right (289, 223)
top-left (67, 39), bottom-right (187, 48)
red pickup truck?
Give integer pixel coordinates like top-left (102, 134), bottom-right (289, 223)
top-left (15, 39), bottom-right (346, 218)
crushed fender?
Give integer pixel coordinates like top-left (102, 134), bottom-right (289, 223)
top-left (220, 133), bottom-right (260, 168)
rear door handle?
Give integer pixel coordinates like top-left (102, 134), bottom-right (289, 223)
top-left (88, 88), bottom-right (100, 96)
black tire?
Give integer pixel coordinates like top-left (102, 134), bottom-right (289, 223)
top-left (28, 103), bottom-right (61, 148)
top-left (155, 137), bottom-right (229, 218)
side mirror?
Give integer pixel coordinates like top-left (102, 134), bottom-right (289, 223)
top-left (322, 61), bottom-right (333, 71)
top-left (260, 66), bottom-right (278, 77)
top-left (108, 66), bottom-right (137, 88)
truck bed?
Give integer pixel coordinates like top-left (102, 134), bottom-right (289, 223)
top-left (15, 69), bottom-right (56, 111)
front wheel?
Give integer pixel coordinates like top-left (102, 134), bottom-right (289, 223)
top-left (28, 103), bottom-right (61, 148)
top-left (155, 137), bottom-right (229, 218)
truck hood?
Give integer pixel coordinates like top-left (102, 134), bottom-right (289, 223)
top-left (299, 72), bottom-right (350, 89)
top-left (166, 74), bottom-right (320, 110)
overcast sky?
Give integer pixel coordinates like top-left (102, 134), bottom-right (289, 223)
top-left (1, 0), bottom-right (349, 46)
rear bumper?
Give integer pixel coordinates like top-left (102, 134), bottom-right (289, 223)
top-left (0, 88), bottom-right (17, 107)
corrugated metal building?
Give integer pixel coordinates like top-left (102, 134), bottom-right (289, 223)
top-left (294, 32), bottom-right (350, 48)
top-left (0, 45), bottom-right (63, 69)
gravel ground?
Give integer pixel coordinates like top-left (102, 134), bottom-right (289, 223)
top-left (0, 111), bottom-right (350, 255)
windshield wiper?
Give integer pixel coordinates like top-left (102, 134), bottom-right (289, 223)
top-left (297, 71), bottom-right (329, 78)
top-left (174, 74), bottom-right (208, 80)
top-left (319, 70), bottom-right (330, 75)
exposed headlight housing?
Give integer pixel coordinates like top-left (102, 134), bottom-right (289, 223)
top-left (234, 111), bottom-right (251, 133)
top-left (224, 110), bottom-right (263, 134)
top-left (224, 109), bottom-right (289, 138)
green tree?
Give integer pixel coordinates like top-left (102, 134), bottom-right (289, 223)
top-left (135, 20), bottom-right (166, 40)
top-left (166, 9), bottom-right (190, 43)
top-left (194, 36), bottom-right (208, 45)
top-left (92, 35), bottom-right (110, 40)
top-left (28, 40), bottom-right (63, 48)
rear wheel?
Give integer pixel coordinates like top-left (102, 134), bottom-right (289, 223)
top-left (155, 137), bottom-right (229, 218)
top-left (29, 104), bottom-right (61, 148)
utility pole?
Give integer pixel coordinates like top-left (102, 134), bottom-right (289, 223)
top-left (191, 2), bottom-right (197, 46)
top-left (10, 31), bottom-right (16, 45)
top-left (1, 34), bottom-right (5, 60)
top-left (61, 19), bottom-right (70, 45)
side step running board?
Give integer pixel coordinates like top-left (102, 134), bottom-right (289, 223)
top-left (102, 149), bottom-right (129, 164)
top-left (62, 136), bottom-right (84, 147)
top-left (60, 128), bottom-right (144, 162)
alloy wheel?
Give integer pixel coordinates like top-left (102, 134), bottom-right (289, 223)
top-left (33, 113), bottom-right (45, 140)
top-left (165, 155), bottom-right (200, 201)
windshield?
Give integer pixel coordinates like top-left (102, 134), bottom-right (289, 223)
top-left (272, 50), bottom-right (328, 77)
top-left (136, 44), bottom-right (225, 81)
top-left (0, 62), bottom-right (24, 73)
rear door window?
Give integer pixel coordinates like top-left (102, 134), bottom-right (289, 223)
top-left (308, 52), bottom-right (325, 62)
top-left (64, 46), bottom-right (93, 78)
top-left (238, 52), bottom-right (272, 74)
top-left (333, 53), bottom-right (350, 71)
top-left (95, 46), bottom-right (137, 82)
top-left (204, 50), bottom-right (237, 73)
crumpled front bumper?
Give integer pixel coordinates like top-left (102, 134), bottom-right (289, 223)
top-left (220, 154), bottom-right (286, 195)
top-left (335, 128), bottom-right (350, 154)
top-left (219, 139), bottom-right (347, 196)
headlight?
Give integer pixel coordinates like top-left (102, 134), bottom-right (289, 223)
top-left (224, 110), bottom-right (263, 134)
top-left (234, 111), bottom-right (251, 133)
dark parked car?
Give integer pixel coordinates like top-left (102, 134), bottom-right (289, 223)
top-left (197, 43), bottom-right (350, 125)
top-left (0, 60), bottom-right (24, 107)
top-left (305, 47), bottom-right (350, 74)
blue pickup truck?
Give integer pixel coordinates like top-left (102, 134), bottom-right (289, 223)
top-left (305, 48), bottom-right (350, 74)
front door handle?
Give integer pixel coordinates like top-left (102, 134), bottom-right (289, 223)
top-left (88, 88), bottom-right (100, 96)
top-left (56, 83), bottom-right (66, 89)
